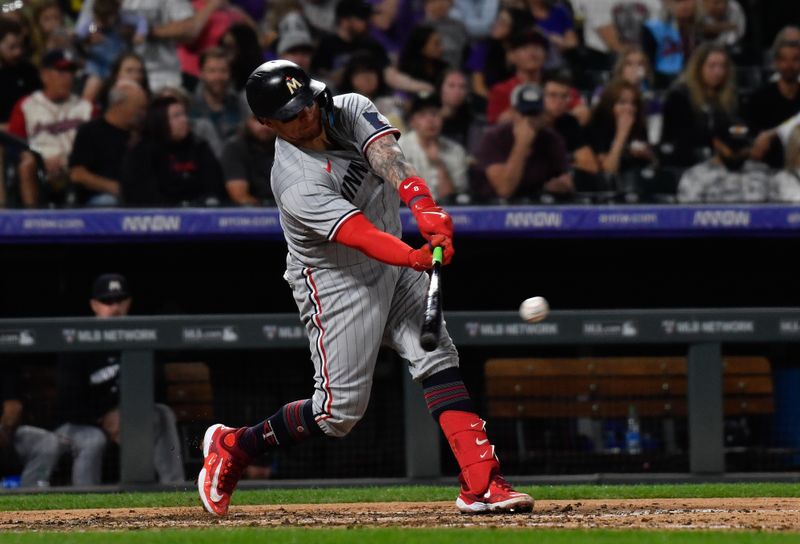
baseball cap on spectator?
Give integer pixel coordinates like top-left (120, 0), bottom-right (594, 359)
top-left (408, 92), bottom-right (441, 116)
top-left (713, 118), bottom-right (752, 151)
top-left (335, 0), bottom-right (373, 21)
top-left (92, 274), bottom-right (131, 303)
top-left (511, 83), bottom-right (544, 116)
top-left (41, 49), bottom-right (79, 71)
top-left (277, 13), bottom-right (315, 55)
top-left (508, 29), bottom-right (549, 51)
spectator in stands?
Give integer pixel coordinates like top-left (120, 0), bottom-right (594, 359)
top-left (677, 120), bottom-right (771, 203)
top-left (473, 82), bottom-right (572, 202)
top-left (587, 79), bottom-right (655, 188)
top-left (339, 52), bottom-right (406, 131)
top-left (773, 124), bottom-right (800, 193)
top-left (299, 0), bottom-right (338, 37)
top-left (0, 17), bottom-right (40, 129)
top-left (542, 72), bottom-right (601, 179)
top-left (75, 0), bottom-right (148, 103)
top-left (438, 68), bottom-right (477, 148)
top-left (77, 0), bottom-right (223, 91)
top-left (1, 368), bottom-right (59, 487)
top-left (313, 0), bottom-right (434, 94)
top-left (610, 46), bottom-right (655, 94)
top-left (220, 113), bottom-right (276, 205)
top-left (423, 0), bottom-right (469, 69)
top-left (570, 0), bottom-right (662, 69)
top-left (30, 1), bottom-right (72, 67)
top-left (449, 0), bottom-right (499, 39)
top-left (526, 0), bottom-right (577, 69)
top-left (189, 47), bottom-right (244, 150)
top-left (748, 38), bottom-right (800, 169)
top-left (367, 0), bottom-right (425, 56)
top-left (56, 274), bottom-right (185, 485)
top-left (177, 0), bottom-right (255, 89)
top-left (219, 22), bottom-right (264, 92)
top-left (659, 42), bottom-right (736, 168)
top-left (94, 52), bottom-right (152, 112)
top-left (121, 95), bottom-right (225, 207)
top-left (399, 92), bottom-right (468, 201)
top-left (8, 49), bottom-right (92, 208)
top-left (466, 6), bottom-right (534, 100)
top-left (157, 85), bottom-right (222, 157)
top-left (398, 24), bottom-right (450, 88)
top-left (771, 125), bottom-right (800, 203)
top-left (69, 81), bottom-right (147, 207)
top-left (642, 0), bottom-right (701, 89)
top-left (486, 28), bottom-right (548, 124)
top-left (273, 12), bottom-right (315, 73)
top-left (699, 0), bottom-right (745, 48)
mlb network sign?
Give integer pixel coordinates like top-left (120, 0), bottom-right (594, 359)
top-left (121, 214), bottom-right (182, 233)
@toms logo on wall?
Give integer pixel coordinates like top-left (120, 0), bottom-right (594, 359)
top-left (0, 329), bottom-right (35, 347)
top-left (583, 320), bottom-right (639, 338)
top-left (182, 326), bottom-right (239, 344)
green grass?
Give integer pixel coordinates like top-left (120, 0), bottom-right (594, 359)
top-left (1, 482), bottom-right (800, 512)
top-left (0, 529), bottom-right (799, 544)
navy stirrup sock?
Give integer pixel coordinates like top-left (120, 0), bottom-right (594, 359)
top-left (237, 399), bottom-right (322, 458)
top-left (421, 367), bottom-right (475, 420)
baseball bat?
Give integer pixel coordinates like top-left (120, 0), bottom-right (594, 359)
top-left (420, 246), bottom-right (443, 351)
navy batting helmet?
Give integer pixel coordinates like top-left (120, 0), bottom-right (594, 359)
top-left (245, 60), bottom-right (331, 121)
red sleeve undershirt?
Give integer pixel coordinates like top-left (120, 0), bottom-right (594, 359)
top-left (332, 212), bottom-right (412, 267)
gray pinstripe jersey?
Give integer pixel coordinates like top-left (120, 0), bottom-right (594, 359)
top-left (271, 93), bottom-right (402, 269)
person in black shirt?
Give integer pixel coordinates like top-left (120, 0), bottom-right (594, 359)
top-left (541, 73), bottom-right (600, 179)
top-left (398, 24), bottom-right (450, 88)
top-left (56, 274), bottom-right (184, 485)
top-left (749, 39), bottom-right (800, 169)
top-left (0, 17), bottom-right (41, 129)
top-left (220, 113), bottom-right (276, 206)
top-left (121, 96), bottom-right (225, 207)
top-left (68, 81), bottom-right (147, 206)
top-left (587, 79), bottom-right (655, 192)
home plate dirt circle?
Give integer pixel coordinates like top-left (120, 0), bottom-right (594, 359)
top-left (1, 498), bottom-right (799, 532)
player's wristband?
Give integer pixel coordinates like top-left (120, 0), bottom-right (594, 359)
top-left (398, 176), bottom-right (434, 208)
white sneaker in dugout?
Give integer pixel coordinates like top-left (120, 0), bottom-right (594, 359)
top-left (455, 474), bottom-right (534, 514)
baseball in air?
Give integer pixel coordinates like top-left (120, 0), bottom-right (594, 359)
top-left (519, 296), bottom-right (549, 323)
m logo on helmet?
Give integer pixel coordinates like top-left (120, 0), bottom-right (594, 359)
top-left (285, 76), bottom-right (303, 94)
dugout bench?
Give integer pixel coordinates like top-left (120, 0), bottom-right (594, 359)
top-left (483, 356), bottom-right (774, 467)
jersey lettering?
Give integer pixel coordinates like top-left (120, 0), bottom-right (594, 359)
top-left (341, 160), bottom-right (369, 202)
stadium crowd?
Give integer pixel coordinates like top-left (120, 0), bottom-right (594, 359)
top-left (0, 0), bottom-right (799, 209)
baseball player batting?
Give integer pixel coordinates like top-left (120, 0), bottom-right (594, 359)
top-left (197, 60), bottom-right (533, 516)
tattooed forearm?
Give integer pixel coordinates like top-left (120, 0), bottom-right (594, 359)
top-left (366, 135), bottom-right (419, 189)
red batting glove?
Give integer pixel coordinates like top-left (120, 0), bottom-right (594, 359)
top-left (407, 234), bottom-right (455, 270)
top-left (398, 177), bottom-right (454, 240)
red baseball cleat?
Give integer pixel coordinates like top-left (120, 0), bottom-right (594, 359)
top-left (456, 472), bottom-right (534, 514)
top-left (198, 424), bottom-right (250, 516)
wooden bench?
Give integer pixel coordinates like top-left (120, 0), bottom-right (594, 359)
top-left (484, 356), bottom-right (774, 460)
top-left (163, 362), bottom-right (215, 469)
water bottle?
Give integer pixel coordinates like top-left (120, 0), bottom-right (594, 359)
top-left (625, 404), bottom-right (642, 455)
